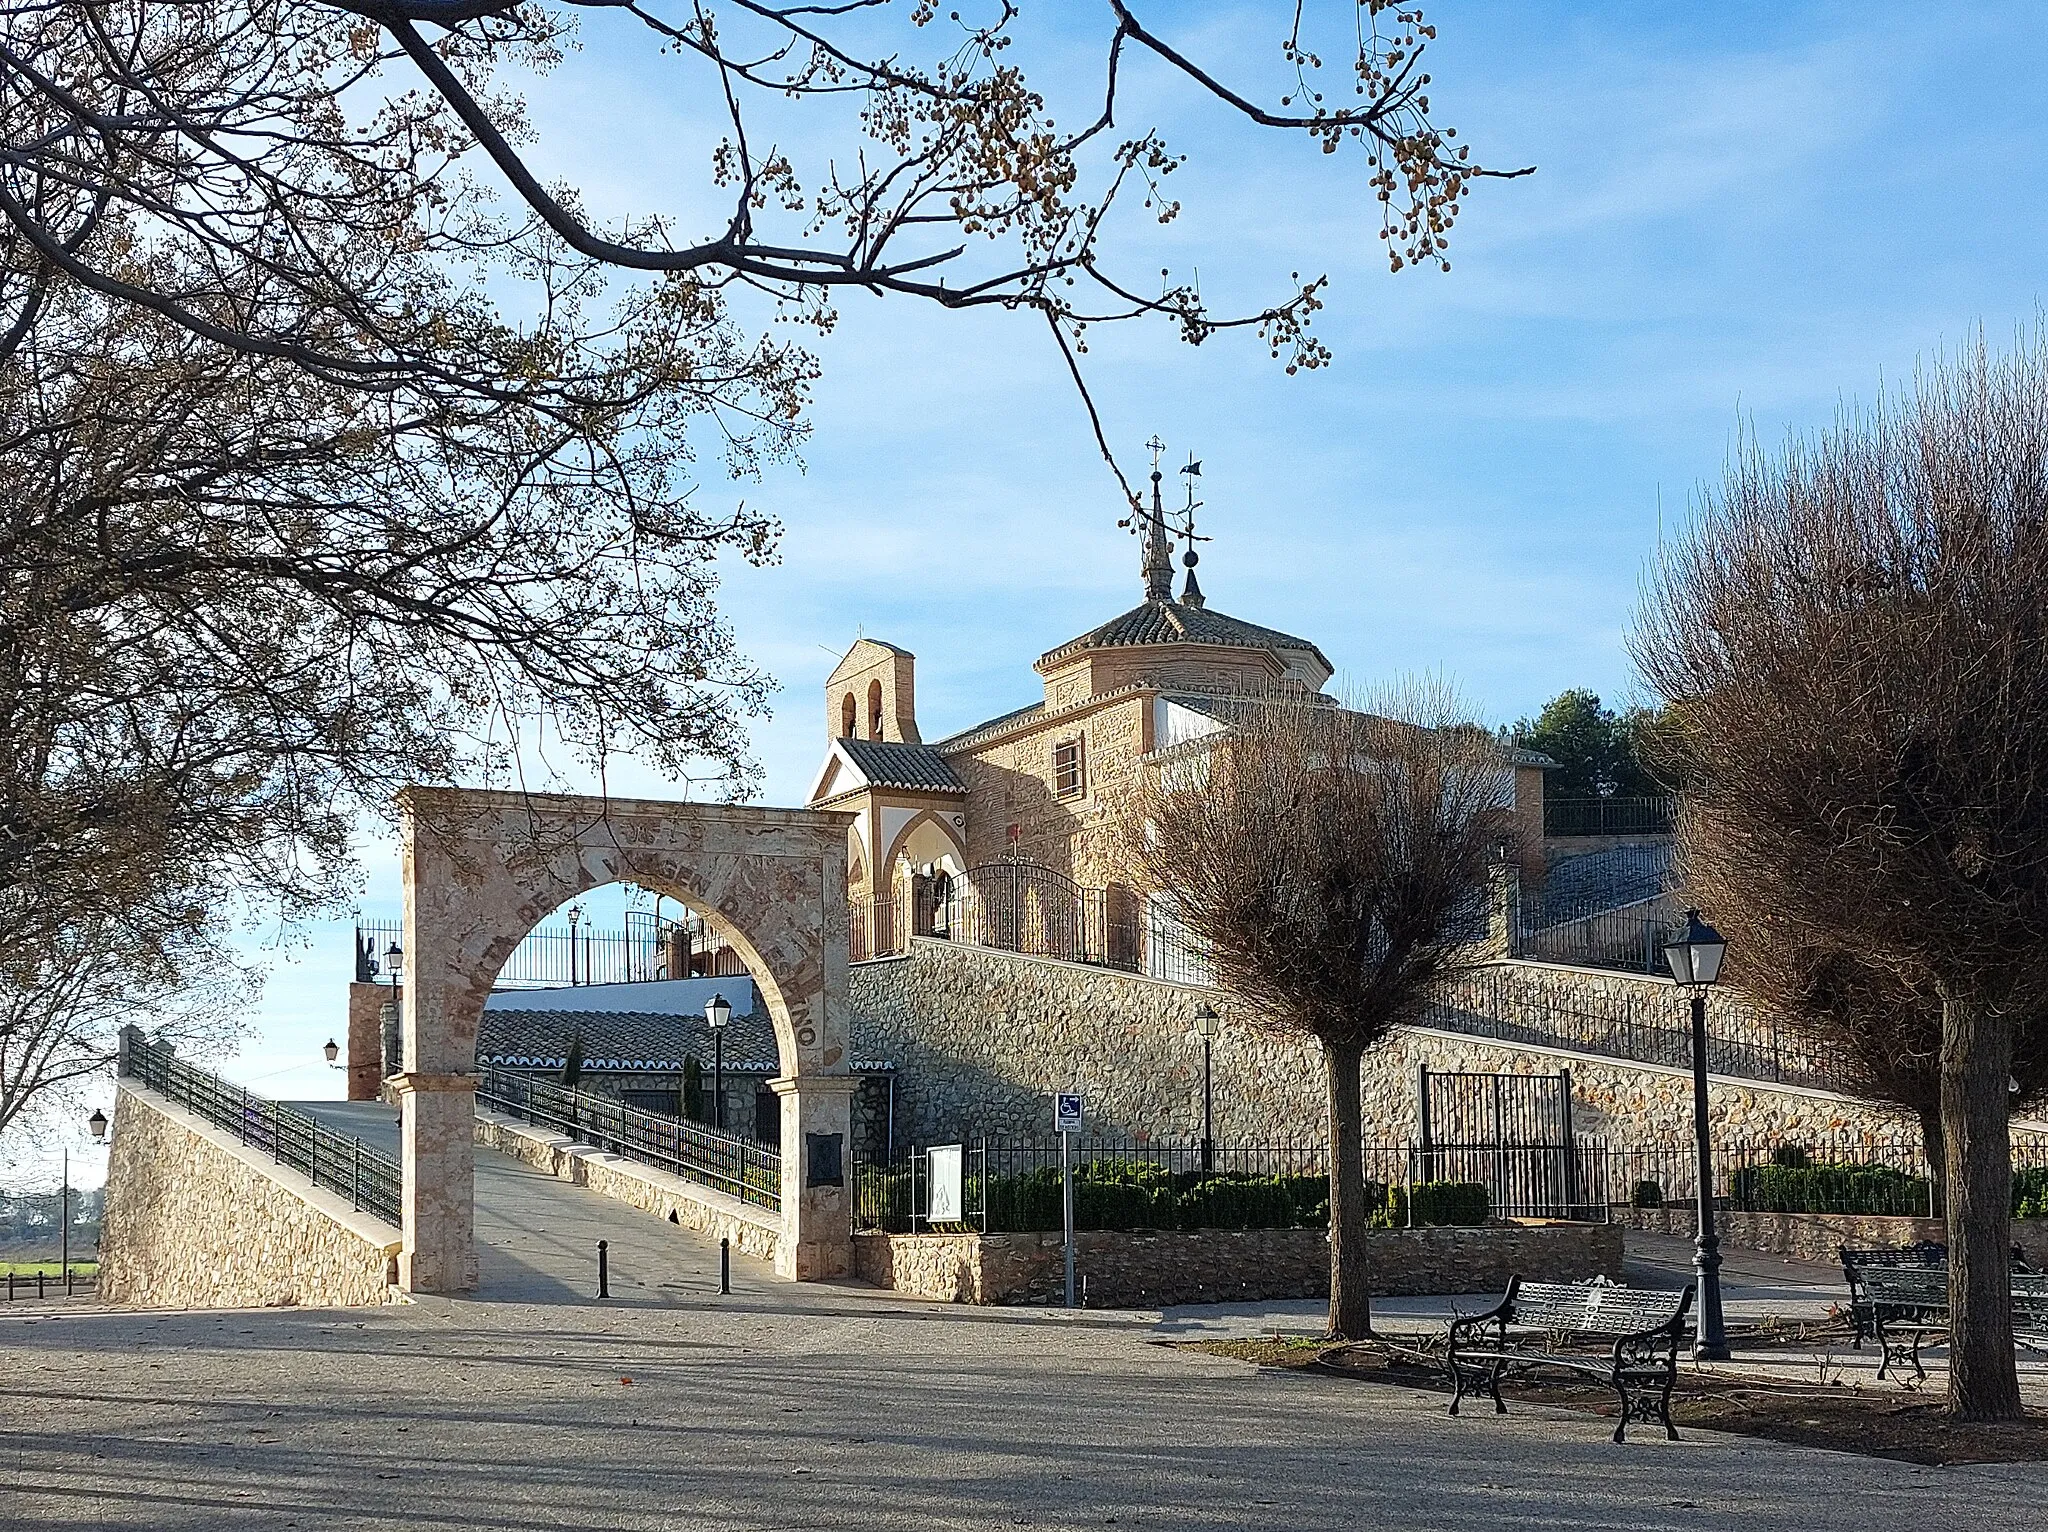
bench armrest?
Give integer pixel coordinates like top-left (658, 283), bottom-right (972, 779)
top-left (1446, 1280), bottom-right (1518, 1346)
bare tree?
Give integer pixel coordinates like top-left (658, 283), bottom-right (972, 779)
top-left (1635, 330), bottom-right (2048, 1420)
top-left (0, 1), bottom-right (1528, 492)
top-left (1114, 683), bottom-right (1514, 1339)
top-left (1682, 832), bottom-right (2048, 1203)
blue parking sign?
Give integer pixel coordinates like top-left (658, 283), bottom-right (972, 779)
top-left (1054, 1092), bottom-right (1084, 1133)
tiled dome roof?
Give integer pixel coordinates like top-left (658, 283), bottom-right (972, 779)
top-left (1038, 597), bottom-right (1331, 672)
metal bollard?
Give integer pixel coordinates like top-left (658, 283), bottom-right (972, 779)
top-left (719, 1237), bottom-right (730, 1295)
top-left (597, 1240), bottom-right (609, 1299)
top-left (37, 1272), bottom-right (45, 1300)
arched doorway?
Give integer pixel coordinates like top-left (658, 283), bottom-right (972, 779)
top-left (396, 787), bottom-right (854, 1291)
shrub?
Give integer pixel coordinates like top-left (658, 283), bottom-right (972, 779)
top-left (2014, 1166), bottom-right (2048, 1220)
top-left (1770, 1145), bottom-right (1812, 1170)
top-left (1380, 1181), bottom-right (1490, 1227)
top-left (1630, 1180), bottom-right (1664, 1210)
top-left (1731, 1162), bottom-right (1930, 1216)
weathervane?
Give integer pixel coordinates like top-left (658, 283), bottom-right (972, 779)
top-left (1118, 436), bottom-right (1213, 604)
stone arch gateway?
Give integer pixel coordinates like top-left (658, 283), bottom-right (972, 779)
top-left (396, 787), bottom-right (855, 1291)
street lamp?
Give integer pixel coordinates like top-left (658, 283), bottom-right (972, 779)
top-left (566, 903), bottom-right (585, 986)
top-left (323, 1038), bottom-right (341, 1068)
top-left (87, 1108), bottom-right (108, 1144)
top-left (1663, 907), bottom-right (1730, 1362)
top-left (705, 991), bottom-right (731, 1133)
top-left (1193, 1003), bottom-right (1220, 1175)
top-left (382, 941), bottom-right (404, 1079)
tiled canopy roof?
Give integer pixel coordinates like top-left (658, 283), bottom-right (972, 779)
top-left (834, 737), bottom-right (965, 793)
top-left (1038, 598), bottom-right (1332, 672)
top-left (478, 1007), bottom-right (894, 1074)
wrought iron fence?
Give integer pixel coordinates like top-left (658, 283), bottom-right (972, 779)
top-left (1424, 966), bottom-right (1839, 1092)
top-left (476, 1067), bottom-right (781, 1212)
top-left (855, 1130), bottom-right (2048, 1233)
top-left (1543, 796), bottom-right (1676, 838)
top-left (356, 916), bottom-right (747, 989)
top-left (850, 1135), bottom-right (1598, 1232)
top-left (849, 862), bottom-right (1216, 983)
top-left (118, 1030), bottom-right (402, 1226)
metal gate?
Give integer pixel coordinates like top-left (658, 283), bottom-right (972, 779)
top-left (1416, 1067), bottom-right (1582, 1219)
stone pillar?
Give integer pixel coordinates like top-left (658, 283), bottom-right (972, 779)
top-left (344, 983), bottom-right (389, 1102)
top-left (770, 1075), bottom-right (858, 1280)
top-left (394, 1074), bottom-right (477, 1292)
top-left (397, 816), bottom-right (480, 1295)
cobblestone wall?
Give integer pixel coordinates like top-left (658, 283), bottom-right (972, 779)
top-left (847, 939), bottom-right (1928, 1152)
top-left (854, 1221), bottom-right (1624, 1307)
top-left (1613, 1208), bottom-right (2048, 1267)
top-left (99, 1085), bottom-right (400, 1309)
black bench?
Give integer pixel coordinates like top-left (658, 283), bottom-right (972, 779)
top-left (1864, 1266), bottom-right (2048, 1381)
top-left (1839, 1242), bottom-right (1946, 1348)
top-left (1444, 1277), bottom-right (1695, 1442)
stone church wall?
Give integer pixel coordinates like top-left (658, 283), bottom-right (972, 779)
top-left (847, 938), bottom-right (1938, 1153)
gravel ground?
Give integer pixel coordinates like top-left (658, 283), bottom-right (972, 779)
top-left (2, 1138), bottom-right (2038, 1530)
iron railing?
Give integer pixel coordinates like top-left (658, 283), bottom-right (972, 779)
top-left (1543, 796), bottom-right (1675, 838)
top-left (1424, 965), bottom-right (1838, 1092)
top-left (854, 1131), bottom-right (2048, 1232)
top-left (849, 862), bottom-right (1213, 981)
top-left (118, 1031), bottom-right (402, 1226)
top-left (476, 1066), bottom-right (781, 1211)
top-left (355, 917), bottom-right (749, 990)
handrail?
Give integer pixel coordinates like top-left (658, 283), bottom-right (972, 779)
top-left (476, 1065), bottom-right (781, 1212)
top-left (116, 1029), bottom-right (402, 1227)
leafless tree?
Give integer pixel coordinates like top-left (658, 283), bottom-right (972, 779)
top-left (1682, 829), bottom-right (2048, 1204)
top-left (0, 1), bottom-right (1528, 495)
top-left (1635, 330), bottom-right (2048, 1420)
top-left (1114, 683), bottom-right (1514, 1339)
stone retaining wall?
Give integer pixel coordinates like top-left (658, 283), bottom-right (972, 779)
top-left (854, 1220), bottom-right (1623, 1307)
top-left (1613, 1207), bottom-right (2048, 1268)
top-left (848, 939), bottom-right (1934, 1152)
top-left (475, 1112), bottom-right (781, 1264)
top-left (99, 1083), bottom-right (400, 1309)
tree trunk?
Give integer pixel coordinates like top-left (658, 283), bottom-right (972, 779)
top-left (1325, 1035), bottom-right (1373, 1340)
top-left (1941, 991), bottom-right (2021, 1420)
top-left (1915, 1101), bottom-right (1946, 1217)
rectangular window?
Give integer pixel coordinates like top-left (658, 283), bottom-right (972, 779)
top-left (1053, 735), bottom-right (1086, 800)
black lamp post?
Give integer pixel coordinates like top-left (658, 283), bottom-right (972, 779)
top-left (566, 904), bottom-right (584, 986)
top-left (1193, 1003), bottom-right (1219, 1175)
top-left (705, 992), bottom-right (731, 1132)
top-left (383, 941), bottom-right (404, 1078)
top-left (1663, 907), bottom-right (1731, 1362)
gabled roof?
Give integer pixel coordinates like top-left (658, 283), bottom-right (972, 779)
top-left (931, 699), bottom-right (1044, 750)
top-left (809, 736), bottom-right (965, 802)
top-left (1036, 597), bottom-right (1333, 676)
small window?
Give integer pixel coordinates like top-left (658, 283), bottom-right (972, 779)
top-left (1053, 735), bottom-right (1086, 800)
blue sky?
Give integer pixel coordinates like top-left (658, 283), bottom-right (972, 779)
top-left (26, 3), bottom-right (2048, 1184)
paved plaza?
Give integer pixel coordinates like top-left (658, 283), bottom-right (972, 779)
top-left (2, 1140), bottom-right (2041, 1530)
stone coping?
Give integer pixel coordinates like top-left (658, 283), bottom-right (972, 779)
top-left (474, 1109), bottom-right (781, 1242)
top-left (113, 1081), bottom-right (402, 1257)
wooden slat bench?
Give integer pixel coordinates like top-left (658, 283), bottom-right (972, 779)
top-left (1443, 1277), bottom-right (1695, 1443)
top-left (1865, 1266), bottom-right (2048, 1381)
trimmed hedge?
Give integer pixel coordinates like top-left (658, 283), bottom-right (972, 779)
top-left (1730, 1161), bottom-right (1931, 1216)
top-left (854, 1160), bottom-right (1489, 1234)
top-left (2014, 1166), bottom-right (2048, 1220)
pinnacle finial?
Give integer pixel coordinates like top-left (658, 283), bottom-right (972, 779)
top-left (1142, 435), bottom-right (1174, 602)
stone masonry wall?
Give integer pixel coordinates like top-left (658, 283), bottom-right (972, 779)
top-left (99, 1084), bottom-right (400, 1309)
top-left (854, 1221), bottom-right (1624, 1307)
top-left (1613, 1207), bottom-right (2048, 1268)
top-left (475, 1112), bottom-right (780, 1264)
top-left (848, 938), bottom-right (1937, 1154)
